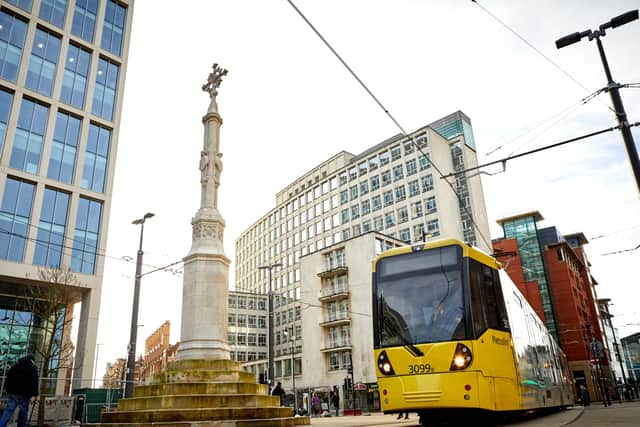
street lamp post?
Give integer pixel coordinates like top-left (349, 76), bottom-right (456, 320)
top-left (258, 263), bottom-right (282, 392)
top-left (555, 9), bottom-right (640, 194)
top-left (93, 343), bottom-right (103, 388)
top-left (283, 329), bottom-right (297, 413)
top-left (125, 212), bottom-right (154, 398)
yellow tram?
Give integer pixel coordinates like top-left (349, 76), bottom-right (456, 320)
top-left (372, 239), bottom-right (573, 426)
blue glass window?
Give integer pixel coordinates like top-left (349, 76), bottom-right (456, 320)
top-left (5, 0), bottom-right (32, 12)
top-left (0, 178), bottom-right (35, 262)
top-left (60, 44), bottom-right (91, 109)
top-left (71, 197), bottom-right (102, 274)
top-left (26, 29), bottom-right (61, 96)
top-left (92, 58), bottom-right (118, 120)
top-left (0, 89), bottom-right (13, 155)
top-left (39, 0), bottom-right (67, 29)
top-left (10, 99), bottom-right (49, 174)
top-left (71, 0), bottom-right (98, 42)
top-left (0, 11), bottom-right (28, 83)
top-left (81, 123), bottom-right (110, 192)
top-left (101, 0), bottom-right (126, 56)
top-left (34, 188), bottom-right (69, 267)
top-left (48, 112), bottom-right (80, 184)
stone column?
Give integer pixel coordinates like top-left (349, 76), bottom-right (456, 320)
top-left (177, 64), bottom-right (230, 361)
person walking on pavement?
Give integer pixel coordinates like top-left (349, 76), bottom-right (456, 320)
top-left (271, 381), bottom-right (285, 406)
top-left (580, 385), bottom-right (591, 407)
top-left (0, 355), bottom-right (39, 427)
top-left (331, 392), bottom-right (339, 416)
top-left (397, 412), bottom-right (409, 420)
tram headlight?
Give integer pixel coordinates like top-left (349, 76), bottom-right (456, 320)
top-left (449, 343), bottom-right (473, 371)
top-left (377, 350), bottom-right (396, 375)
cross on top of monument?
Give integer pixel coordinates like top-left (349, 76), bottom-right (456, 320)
top-left (202, 63), bottom-right (228, 99)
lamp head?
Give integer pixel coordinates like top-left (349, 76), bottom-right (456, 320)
top-left (610, 9), bottom-right (638, 29)
top-left (555, 32), bottom-right (582, 49)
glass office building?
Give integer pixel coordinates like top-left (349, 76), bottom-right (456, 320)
top-left (0, 0), bottom-right (134, 393)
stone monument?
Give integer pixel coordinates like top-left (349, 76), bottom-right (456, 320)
top-left (98, 65), bottom-right (308, 427)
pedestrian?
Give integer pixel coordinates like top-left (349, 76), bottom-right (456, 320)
top-left (331, 392), bottom-right (339, 416)
top-left (396, 412), bottom-right (409, 420)
top-left (311, 393), bottom-right (321, 416)
top-left (271, 381), bottom-right (285, 406)
top-left (580, 385), bottom-right (590, 407)
top-left (0, 355), bottom-right (39, 427)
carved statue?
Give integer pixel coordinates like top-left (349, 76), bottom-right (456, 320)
top-left (199, 150), bottom-right (209, 183)
top-left (202, 63), bottom-right (228, 99)
top-left (213, 152), bottom-right (223, 184)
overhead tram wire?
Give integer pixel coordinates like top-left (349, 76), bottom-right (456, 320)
top-left (440, 122), bottom-right (640, 179)
top-left (483, 87), bottom-right (607, 160)
top-left (285, 0), bottom-right (492, 250)
top-left (471, 0), bottom-right (616, 115)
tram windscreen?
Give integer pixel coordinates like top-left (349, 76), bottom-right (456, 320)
top-left (375, 245), bottom-right (466, 347)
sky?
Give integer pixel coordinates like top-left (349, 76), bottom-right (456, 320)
top-left (91, 0), bottom-right (640, 382)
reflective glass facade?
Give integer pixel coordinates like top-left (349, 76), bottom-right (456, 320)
top-left (0, 0), bottom-right (132, 392)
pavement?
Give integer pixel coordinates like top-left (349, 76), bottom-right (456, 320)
top-left (307, 402), bottom-right (640, 426)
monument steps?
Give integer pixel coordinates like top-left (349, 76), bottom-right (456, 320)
top-left (117, 394), bottom-right (279, 410)
top-left (96, 417), bottom-right (310, 427)
top-left (133, 382), bottom-right (267, 397)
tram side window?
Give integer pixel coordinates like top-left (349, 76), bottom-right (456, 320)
top-left (469, 260), bottom-right (509, 337)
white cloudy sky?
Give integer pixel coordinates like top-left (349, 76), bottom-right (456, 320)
top-left (92, 0), bottom-right (640, 381)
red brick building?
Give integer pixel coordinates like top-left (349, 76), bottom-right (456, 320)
top-left (492, 211), bottom-right (612, 402)
top-left (141, 321), bottom-right (179, 382)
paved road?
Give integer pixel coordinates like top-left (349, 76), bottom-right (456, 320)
top-left (309, 401), bottom-right (640, 426)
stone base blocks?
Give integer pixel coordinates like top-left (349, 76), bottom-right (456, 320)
top-left (98, 359), bottom-right (309, 427)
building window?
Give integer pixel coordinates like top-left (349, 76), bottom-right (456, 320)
top-left (414, 223), bottom-right (426, 241)
top-left (393, 165), bottom-right (404, 181)
top-left (0, 178), bottom-right (35, 262)
top-left (340, 190), bottom-right (348, 204)
top-left (381, 170), bottom-right (391, 186)
top-left (397, 206), bottom-right (408, 223)
top-left (48, 112), bottom-right (80, 184)
top-left (71, 0), bottom-right (99, 42)
top-left (339, 172), bottom-right (347, 185)
top-left (60, 44), bottom-right (91, 109)
top-left (92, 58), bottom-right (119, 121)
top-left (349, 185), bottom-right (358, 200)
top-left (371, 195), bottom-right (381, 211)
top-left (358, 161), bottom-right (367, 176)
top-left (391, 145), bottom-right (401, 161)
top-left (26, 29), bottom-right (61, 96)
top-left (329, 352), bottom-right (339, 371)
top-left (10, 99), bottom-right (49, 175)
top-left (39, 0), bottom-right (67, 28)
top-left (370, 175), bottom-right (380, 191)
top-left (34, 188), bottom-right (69, 267)
top-left (408, 179), bottom-right (419, 197)
top-left (427, 219), bottom-right (440, 237)
top-left (359, 180), bottom-right (369, 195)
top-left (395, 185), bottom-right (406, 201)
top-left (362, 220), bottom-right (371, 233)
top-left (81, 123), bottom-right (111, 192)
top-left (258, 333), bottom-right (266, 346)
top-left (369, 155), bottom-right (379, 170)
top-left (0, 11), bottom-right (28, 83)
top-left (411, 201), bottom-right (423, 218)
top-left (101, 0), bottom-right (127, 56)
top-left (383, 190), bottom-right (393, 207)
top-left (348, 167), bottom-right (357, 181)
top-left (6, 0), bottom-right (32, 12)
top-left (379, 150), bottom-right (389, 166)
top-left (228, 313), bottom-right (236, 325)
top-left (406, 159), bottom-right (417, 176)
top-left (421, 174), bottom-right (434, 192)
top-left (258, 316), bottom-right (266, 328)
top-left (419, 154), bottom-right (431, 170)
top-left (400, 228), bottom-right (410, 242)
top-left (384, 212), bottom-right (395, 228)
top-left (373, 216), bottom-right (383, 231)
top-left (341, 209), bottom-right (349, 224)
top-left (71, 197), bottom-right (102, 274)
top-left (361, 199), bottom-right (370, 216)
top-left (426, 196), bottom-right (437, 214)
top-left (0, 90), bottom-right (13, 155)
top-left (350, 205), bottom-right (359, 220)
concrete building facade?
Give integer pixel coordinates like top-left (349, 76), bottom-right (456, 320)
top-left (234, 111), bottom-right (491, 411)
top-left (0, 0), bottom-right (135, 391)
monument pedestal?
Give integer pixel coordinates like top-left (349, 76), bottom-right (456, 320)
top-left (99, 359), bottom-right (309, 426)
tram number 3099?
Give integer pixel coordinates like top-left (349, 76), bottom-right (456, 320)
top-left (408, 363), bottom-right (432, 374)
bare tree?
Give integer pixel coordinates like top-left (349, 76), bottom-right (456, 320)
top-left (23, 266), bottom-right (83, 427)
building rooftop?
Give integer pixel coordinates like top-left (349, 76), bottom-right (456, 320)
top-left (496, 210), bottom-right (544, 227)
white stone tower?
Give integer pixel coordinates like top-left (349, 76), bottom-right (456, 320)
top-left (177, 64), bottom-right (231, 360)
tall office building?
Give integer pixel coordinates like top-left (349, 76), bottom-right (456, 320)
top-left (234, 111), bottom-right (491, 403)
top-left (0, 0), bottom-right (134, 391)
